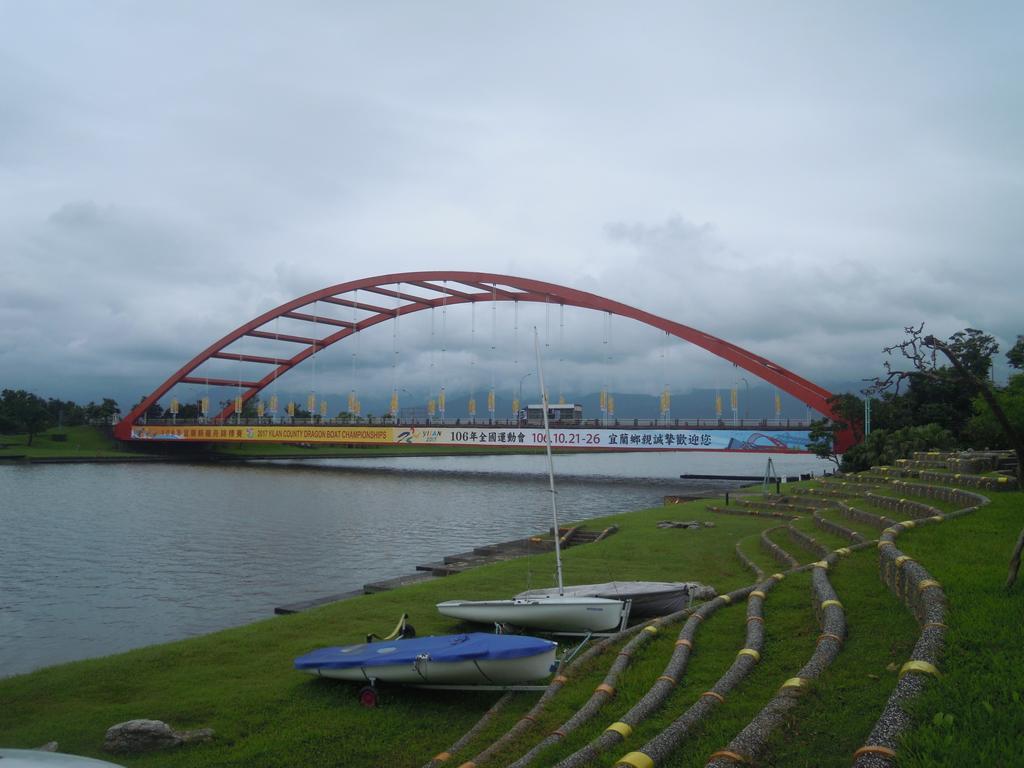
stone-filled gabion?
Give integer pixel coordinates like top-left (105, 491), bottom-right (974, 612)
top-left (916, 470), bottom-right (1018, 491)
top-left (424, 619), bottom-right (654, 768)
top-left (734, 541), bottom-right (765, 581)
top-left (887, 480), bottom-right (989, 508)
top-left (422, 693), bottom-right (514, 767)
top-left (506, 604), bottom-right (697, 768)
top-left (760, 526), bottom-right (800, 568)
top-left (702, 549), bottom-right (853, 768)
top-left (861, 492), bottom-right (941, 520)
top-left (851, 493), bottom-right (989, 766)
top-left (551, 586), bottom-right (760, 768)
top-left (737, 498), bottom-right (819, 516)
top-left (812, 510), bottom-right (867, 543)
top-left (609, 577), bottom-right (778, 768)
top-left (786, 525), bottom-right (830, 560)
top-left (814, 479), bottom-right (888, 495)
top-left (873, 463), bottom-right (1018, 491)
top-left (707, 505), bottom-right (796, 520)
top-left (833, 500), bottom-right (896, 531)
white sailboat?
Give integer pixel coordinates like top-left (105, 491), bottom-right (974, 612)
top-left (436, 330), bottom-right (630, 634)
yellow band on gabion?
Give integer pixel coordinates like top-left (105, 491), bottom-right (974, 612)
top-left (821, 599), bottom-right (843, 610)
top-left (606, 721), bottom-right (633, 738)
top-left (900, 660), bottom-right (940, 679)
top-left (596, 683), bottom-right (616, 696)
top-left (737, 648), bottom-right (761, 662)
top-left (553, 674), bottom-right (569, 684)
top-left (812, 560), bottom-right (829, 569)
top-left (835, 547), bottom-right (851, 556)
top-left (817, 632), bottom-right (843, 645)
top-left (780, 677), bottom-right (809, 691)
top-left (657, 675), bottom-right (677, 685)
top-left (931, 515), bottom-right (944, 522)
top-left (750, 590), bottom-right (766, 599)
top-left (894, 555), bottom-right (915, 567)
top-left (720, 594), bottom-right (732, 605)
top-left (998, 476), bottom-right (1009, 484)
top-left (701, 690), bottom-right (725, 704)
top-left (917, 579), bottom-right (942, 592)
top-left (772, 573), bottom-right (785, 581)
top-left (707, 749), bottom-right (751, 764)
top-left (922, 622), bottom-right (948, 630)
top-left (615, 751), bottom-right (655, 768)
top-left (676, 638), bottom-right (693, 648)
top-left (900, 520), bottom-right (916, 528)
top-left (852, 745), bottom-right (897, 760)
top-left (456, 762), bottom-right (477, 768)
top-left (644, 625), bottom-right (659, 635)
top-left (878, 540), bottom-right (895, 548)
top-left (433, 752), bottom-right (451, 762)
top-left (883, 527), bottom-right (897, 536)
top-left (692, 613), bottom-right (704, 622)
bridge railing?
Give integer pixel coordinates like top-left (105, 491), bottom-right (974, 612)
top-left (135, 417), bottom-right (813, 430)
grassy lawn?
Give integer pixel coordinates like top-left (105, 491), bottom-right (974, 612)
top-left (1, 474), bottom-right (1021, 767)
top-left (0, 425), bottom-right (144, 458)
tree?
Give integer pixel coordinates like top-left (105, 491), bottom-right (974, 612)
top-left (966, 375), bottom-right (1024, 450)
top-left (84, 398), bottom-right (121, 424)
top-left (0, 389), bottom-right (54, 445)
top-left (840, 424), bottom-right (956, 472)
top-left (808, 393), bottom-right (864, 468)
top-left (870, 325), bottom-right (1024, 588)
top-left (869, 325), bottom-right (1022, 477)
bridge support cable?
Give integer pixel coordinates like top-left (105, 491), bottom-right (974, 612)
top-left (348, 290), bottom-right (360, 418)
top-left (489, 283), bottom-right (498, 422)
top-left (114, 272), bottom-right (843, 440)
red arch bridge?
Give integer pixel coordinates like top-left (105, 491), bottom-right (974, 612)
top-left (113, 271), bottom-right (851, 452)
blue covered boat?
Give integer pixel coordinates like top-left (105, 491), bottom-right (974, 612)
top-left (294, 632), bottom-right (557, 685)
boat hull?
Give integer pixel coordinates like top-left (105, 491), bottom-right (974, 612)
top-left (516, 581), bottom-right (697, 619)
top-left (299, 654), bottom-right (554, 684)
top-left (295, 633), bottom-right (557, 685)
top-left (436, 596), bottom-right (628, 632)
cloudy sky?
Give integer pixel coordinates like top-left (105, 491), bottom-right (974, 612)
top-left (2, 2), bottom-right (1021, 414)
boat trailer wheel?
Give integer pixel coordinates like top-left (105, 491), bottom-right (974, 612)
top-left (357, 684), bottom-right (380, 708)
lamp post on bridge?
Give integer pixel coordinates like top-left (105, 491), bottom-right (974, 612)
top-left (400, 388), bottom-right (411, 424)
top-left (740, 377), bottom-right (749, 423)
top-left (518, 372), bottom-right (533, 425)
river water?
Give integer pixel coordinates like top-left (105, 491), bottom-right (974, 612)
top-left (0, 452), bottom-right (828, 678)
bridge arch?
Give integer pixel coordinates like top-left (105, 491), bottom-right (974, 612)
top-left (114, 271), bottom-right (840, 439)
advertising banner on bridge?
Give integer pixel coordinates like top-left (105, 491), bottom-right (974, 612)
top-left (129, 424), bottom-right (395, 443)
top-left (127, 423), bottom-right (810, 451)
top-left (393, 426), bottom-right (811, 451)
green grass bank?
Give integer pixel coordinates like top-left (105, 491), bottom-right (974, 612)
top-left (1, 473), bottom-right (1022, 767)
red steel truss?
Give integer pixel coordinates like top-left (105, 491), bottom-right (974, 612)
top-left (113, 271), bottom-right (847, 445)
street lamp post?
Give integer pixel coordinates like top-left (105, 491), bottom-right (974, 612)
top-left (518, 372), bottom-right (534, 424)
top-left (740, 377), bottom-right (750, 422)
top-left (400, 388), bottom-right (411, 423)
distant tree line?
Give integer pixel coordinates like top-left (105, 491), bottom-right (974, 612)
top-left (0, 389), bottom-right (120, 445)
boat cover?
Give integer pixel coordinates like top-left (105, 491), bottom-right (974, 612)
top-left (294, 632), bottom-right (555, 671)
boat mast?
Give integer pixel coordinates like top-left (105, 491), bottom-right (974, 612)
top-left (534, 328), bottom-right (564, 595)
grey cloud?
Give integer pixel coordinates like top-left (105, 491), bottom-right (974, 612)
top-left (1, 3), bottom-right (1021, 412)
